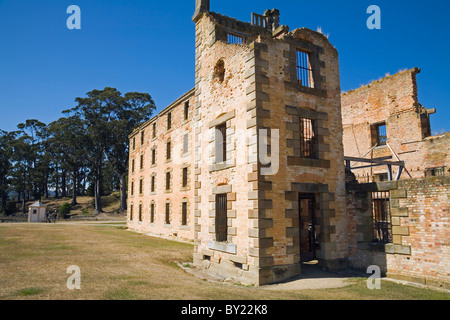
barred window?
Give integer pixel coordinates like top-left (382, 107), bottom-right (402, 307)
top-left (227, 33), bottom-right (244, 45)
top-left (373, 123), bottom-right (387, 146)
top-left (372, 192), bottom-right (392, 243)
top-left (297, 50), bottom-right (313, 88)
top-left (215, 193), bottom-right (228, 242)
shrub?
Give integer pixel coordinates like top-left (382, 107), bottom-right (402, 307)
top-left (59, 202), bottom-right (72, 219)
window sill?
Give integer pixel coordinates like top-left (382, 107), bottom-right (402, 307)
top-left (287, 156), bottom-right (330, 168)
top-left (285, 81), bottom-right (327, 98)
top-left (163, 224), bottom-right (172, 228)
top-left (208, 241), bottom-right (237, 254)
top-left (209, 159), bottom-right (236, 172)
top-left (179, 225), bottom-right (190, 231)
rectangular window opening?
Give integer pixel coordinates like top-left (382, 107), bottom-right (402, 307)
top-left (167, 112), bottom-right (172, 130)
top-left (150, 203), bottom-right (155, 223)
top-left (299, 117), bottom-right (318, 159)
top-left (166, 141), bottom-right (171, 160)
top-left (215, 123), bottom-right (227, 163)
top-left (375, 123), bottom-right (387, 146)
top-left (184, 102), bottom-right (189, 120)
top-left (215, 193), bottom-right (228, 242)
top-left (166, 172), bottom-right (171, 190)
top-left (182, 167), bottom-right (188, 188)
top-left (182, 202), bottom-right (188, 226)
top-left (372, 191), bottom-right (392, 244)
top-left (297, 50), bottom-right (314, 88)
top-left (151, 176), bottom-right (155, 192)
top-left (165, 203), bottom-right (170, 224)
top-left (227, 33), bottom-right (244, 45)
top-left (151, 148), bottom-right (156, 165)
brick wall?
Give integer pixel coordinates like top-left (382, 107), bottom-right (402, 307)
top-left (341, 68), bottom-right (449, 181)
top-left (127, 90), bottom-right (196, 243)
top-left (346, 176), bottom-right (450, 289)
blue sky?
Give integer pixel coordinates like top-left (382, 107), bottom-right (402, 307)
top-left (0, 0), bottom-right (449, 134)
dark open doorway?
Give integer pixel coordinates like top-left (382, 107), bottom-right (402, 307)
top-left (298, 193), bottom-right (320, 263)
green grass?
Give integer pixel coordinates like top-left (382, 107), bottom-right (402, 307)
top-left (17, 287), bottom-right (45, 296)
top-left (0, 222), bottom-right (448, 300)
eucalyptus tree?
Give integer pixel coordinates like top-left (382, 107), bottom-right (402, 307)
top-left (0, 130), bottom-right (14, 213)
top-left (48, 115), bottom-right (89, 206)
top-left (68, 87), bottom-right (155, 213)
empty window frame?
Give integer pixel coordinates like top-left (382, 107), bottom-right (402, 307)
top-left (215, 193), bottom-right (228, 242)
top-left (166, 172), bottom-right (171, 190)
top-left (138, 203), bottom-right (143, 222)
top-left (182, 167), bottom-right (188, 188)
top-left (374, 123), bottom-right (387, 146)
top-left (130, 181), bottom-right (134, 196)
top-left (296, 50), bottom-right (314, 88)
top-left (139, 178), bottom-right (144, 195)
top-left (152, 122), bottom-right (156, 139)
top-left (181, 201), bottom-right (188, 226)
top-left (151, 148), bottom-right (156, 165)
top-left (227, 33), bottom-right (244, 45)
top-left (166, 141), bottom-right (171, 160)
top-left (184, 101), bottom-right (189, 120)
top-left (131, 159), bottom-right (135, 173)
top-left (167, 112), bottom-right (172, 130)
top-left (140, 154), bottom-right (144, 170)
top-left (132, 137), bottom-right (136, 150)
top-left (151, 175), bottom-right (156, 193)
top-left (140, 131), bottom-right (145, 145)
top-left (165, 203), bottom-right (170, 224)
top-left (299, 117), bottom-right (317, 159)
top-left (215, 123), bottom-right (227, 163)
top-left (372, 191), bottom-right (392, 243)
top-left (183, 133), bottom-right (189, 154)
top-left (130, 204), bottom-right (134, 221)
top-left (150, 203), bottom-right (155, 223)
top-left (425, 166), bottom-right (446, 177)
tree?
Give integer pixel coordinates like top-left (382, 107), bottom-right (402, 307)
top-left (0, 130), bottom-right (14, 213)
top-left (68, 87), bottom-right (155, 213)
top-left (48, 116), bottom-right (89, 206)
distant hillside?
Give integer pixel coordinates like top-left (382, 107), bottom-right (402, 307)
top-left (1, 192), bottom-right (126, 222)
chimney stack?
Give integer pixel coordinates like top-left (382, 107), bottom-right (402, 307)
top-left (193, 0), bottom-right (210, 22)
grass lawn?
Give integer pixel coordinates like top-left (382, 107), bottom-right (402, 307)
top-left (0, 222), bottom-right (448, 300)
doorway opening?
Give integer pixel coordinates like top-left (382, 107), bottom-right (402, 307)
top-left (298, 193), bottom-right (320, 263)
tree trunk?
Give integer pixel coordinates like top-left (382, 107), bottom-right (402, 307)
top-left (71, 169), bottom-right (78, 206)
top-left (119, 172), bottom-right (127, 211)
top-left (94, 178), bottom-right (102, 214)
top-left (21, 197), bottom-right (26, 214)
top-left (61, 169), bottom-right (67, 197)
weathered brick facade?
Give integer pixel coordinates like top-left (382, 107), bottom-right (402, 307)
top-left (346, 176), bottom-right (449, 289)
top-left (128, 89), bottom-right (196, 242)
top-left (342, 68), bottom-right (449, 182)
top-left (127, 1), bottom-right (449, 288)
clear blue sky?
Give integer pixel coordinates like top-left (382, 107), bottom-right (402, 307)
top-left (1, 0), bottom-right (449, 134)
